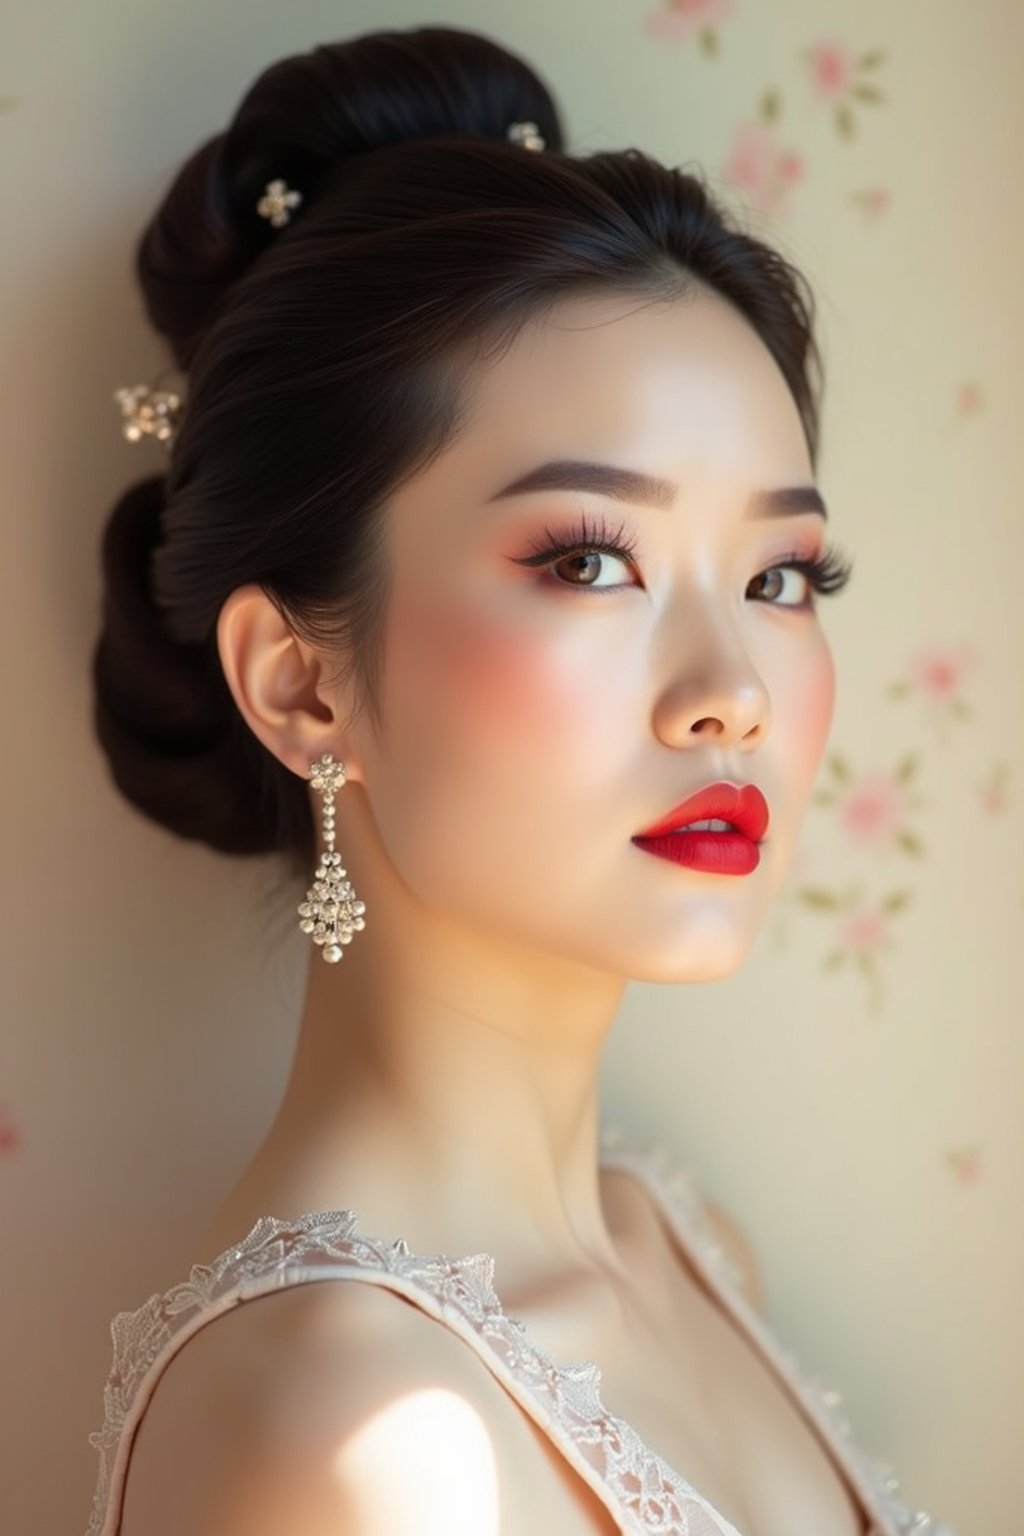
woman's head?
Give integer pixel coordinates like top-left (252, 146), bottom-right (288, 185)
top-left (93, 24), bottom-right (850, 979)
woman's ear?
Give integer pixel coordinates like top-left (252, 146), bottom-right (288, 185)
top-left (215, 584), bottom-right (365, 784)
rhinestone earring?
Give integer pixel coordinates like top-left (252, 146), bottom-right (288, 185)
top-left (297, 752), bottom-right (367, 962)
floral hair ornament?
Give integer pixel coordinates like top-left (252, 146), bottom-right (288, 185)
top-left (256, 177), bottom-right (303, 227)
top-left (505, 119), bottom-right (546, 150)
top-left (114, 120), bottom-right (546, 450)
top-left (113, 379), bottom-right (184, 448)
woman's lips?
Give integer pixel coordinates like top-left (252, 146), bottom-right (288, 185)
top-left (631, 782), bottom-right (769, 876)
top-left (633, 782), bottom-right (770, 841)
top-left (631, 828), bottom-right (763, 875)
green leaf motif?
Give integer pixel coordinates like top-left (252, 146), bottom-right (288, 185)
top-left (828, 752), bottom-right (850, 782)
top-left (699, 27), bottom-right (719, 57)
top-left (797, 886), bottom-right (842, 910)
top-left (881, 889), bottom-right (912, 913)
top-left (949, 698), bottom-right (973, 719)
top-left (895, 828), bottom-right (924, 857)
top-left (886, 681), bottom-right (910, 699)
top-left (761, 88), bottom-right (781, 122)
top-left (836, 103), bottom-right (855, 139)
top-left (823, 949), bottom-right (847, 970)
top-left (812, 790), bottom-right (835, 807)
top-left (895, 753), bottom-right (919, 783)
top-left (857, 49), bottom-right (886, 69)
top-left (851, 83), bottom-right (886, 103)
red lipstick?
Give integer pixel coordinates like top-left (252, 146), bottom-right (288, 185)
top-left (632, 781), bottom-right (770, 877)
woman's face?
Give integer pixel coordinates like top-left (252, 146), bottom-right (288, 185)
top-left (343, 287), bottom-right (837, 983)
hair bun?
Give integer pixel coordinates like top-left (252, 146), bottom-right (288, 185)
top-left (93, 473), bottom-right (311, 867)
top-left (134, 26), bottom-right (561, 371)
top-left (92, 480), bottom-right (230, 830)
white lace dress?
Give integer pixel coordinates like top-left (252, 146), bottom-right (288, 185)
top-left (84, 1124), bottom-right (956, 1535)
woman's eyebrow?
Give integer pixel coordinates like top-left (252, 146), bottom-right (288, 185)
top-left (485, 459), bottom-right (828, 521)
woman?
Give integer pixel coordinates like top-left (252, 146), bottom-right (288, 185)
top-left (86, 23), bottom-right (953, 1536)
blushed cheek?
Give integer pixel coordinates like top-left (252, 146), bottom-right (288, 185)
top-left (781, 642), bottom-right (836, 784)
top-left (387, 587), bottom-right (594, 768)
top-left (447, 611), bottom-right (594, 763)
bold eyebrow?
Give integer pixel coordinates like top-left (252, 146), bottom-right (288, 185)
top-left (485, 459), bottom-right (828, 521)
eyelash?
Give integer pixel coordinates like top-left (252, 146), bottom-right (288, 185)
top-left (513, 508), bottom-right (854, 607)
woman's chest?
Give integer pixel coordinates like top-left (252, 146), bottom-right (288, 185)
top-left (599, 1301), bottom-right (870, 1536)
top-left (571, 1238), bottom-right (873, 1536)
top-left (520, 1189), bottom-right (872, 1536)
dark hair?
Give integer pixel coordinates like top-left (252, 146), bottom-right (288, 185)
top-left (92, 22), bottom-right (825, 901)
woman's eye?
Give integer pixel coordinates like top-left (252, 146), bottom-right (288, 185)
top-left (510, 511), bottom-right (642, 594)
top-left (549, 548), bottom-right (635, 589)
top-left (748, 565), bottom-right (812, 606)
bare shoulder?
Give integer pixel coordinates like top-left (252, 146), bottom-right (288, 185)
top-left (701, 1196), bottom-right (765, 1313)
top-left (120, 1275), bottom-right (619, 1536)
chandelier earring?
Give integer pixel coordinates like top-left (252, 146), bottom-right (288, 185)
top-left (297, 752), bottom-right (367, 962)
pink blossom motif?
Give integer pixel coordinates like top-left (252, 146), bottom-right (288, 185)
top-left (837, 772), bottom-right (908, 846)
top-left (850, 185), bottom-right (892, 222)
top-left (722, 121), bottom-right (804, 218)
top-left (0, 1103), bottom-right (21, 1156)
top-left (801, 40), bottom-right (886, 139)
top-left (954, 381), bottom-right (984, 417)
top-left (808, 37), bottom-right (855, 102)
top-left (645, 0), bottom-right (734, 44)
top-left (979, 762), bottom-right (1010, 816)
top-left (906, 642), bottom-right (977, 703)
top-left (838, 906), bottom-right (889, 952)
top-left (777, 150), bottom-right (803, 183)
top-left (945, 1144), bottom-right (983, 1184)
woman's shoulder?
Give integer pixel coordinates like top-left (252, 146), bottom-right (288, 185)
top-left (112, 1277), bottom-right (437, 1531)
top-left (103, 1207), bottom-right (623, 1536)
top-left (117, 1264), bottom-right (615, 1535)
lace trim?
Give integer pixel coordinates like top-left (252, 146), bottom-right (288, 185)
top-left (84, 1127), bottom-right (957, 1536)
top-left (84, 1211), bottom-right (736, 1534)
top-left (598, 1125), bottom-right (959, 1536)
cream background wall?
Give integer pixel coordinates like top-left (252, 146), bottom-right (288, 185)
top-left (2, 2), bottom-right (1020, 1533)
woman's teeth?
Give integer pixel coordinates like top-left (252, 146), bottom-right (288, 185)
top-left (673, 818), bottom-right (735, 832)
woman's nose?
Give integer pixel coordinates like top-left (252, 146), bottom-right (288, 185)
top-left (651, 622), bottom-right (772, 751)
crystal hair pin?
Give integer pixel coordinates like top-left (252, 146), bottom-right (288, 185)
top-left (256, 178), bottom-right (304, 227)
top-left (505, 119), bottom-right (546, 151)
top-left (113, 382), bottom-right (183, 447)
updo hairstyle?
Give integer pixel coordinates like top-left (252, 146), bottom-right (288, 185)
top-left (92, 24), bottom-right (825, 893)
